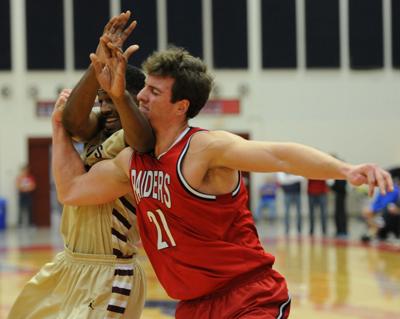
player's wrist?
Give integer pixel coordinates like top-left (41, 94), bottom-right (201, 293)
top-left (110, 89), bottom-right (129, 103)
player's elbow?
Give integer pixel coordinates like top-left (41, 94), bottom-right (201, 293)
top-left (128, 134), bottom-right (155, 154)
top-left (61, 116), bottom-right (81, 136)
top-left (56, 186), bottom-right (79, 206)
top-left (58, 194), bottom-right (84, 206)
top-left (135, 137), bottom-right (155, 153)
top-left (56, 191), bottom-right (71, 205)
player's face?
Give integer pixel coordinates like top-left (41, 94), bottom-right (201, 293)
top-left (98, 89), bottom-right (121, 134)
top-left (137, 75), bottom-right (177, 124)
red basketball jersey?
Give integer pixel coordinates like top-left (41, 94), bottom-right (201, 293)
top-left (130, 127), bottom-right (278, 300)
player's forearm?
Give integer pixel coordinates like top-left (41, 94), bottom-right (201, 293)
top-left (112, 91), bottom-right (155, 152)
top-left (51, 122), bottom-right (86, 204)
top-left (62, 65), bottom-right (99, 138)
top-left (272, 143), bottom-right (352, 180)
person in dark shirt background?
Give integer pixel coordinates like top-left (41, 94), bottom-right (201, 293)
top-left (331, 179), bottom-right (348, 239)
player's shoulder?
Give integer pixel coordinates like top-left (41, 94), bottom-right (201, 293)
top-left (118, 146), bottom-right (134, 158)
top-left (188, 130), bottom-right (238, 156)
top-left (191, 130), bottom-right (240, 146)
top-left (114, 146), bottom-right (134, 172)
top-left (190, 129), bottom-right (235, 144)
top-left (113, 146), bottom-right (133, 163)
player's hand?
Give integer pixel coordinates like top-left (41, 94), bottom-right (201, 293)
top-left (95, 11), bottom-right (138, 63)
top-left (346, 164), bottom-right (393, 197)
top-left (52, 89), bottom-right (71, 125)
top-left (90, 40), bottom-right (138, 98)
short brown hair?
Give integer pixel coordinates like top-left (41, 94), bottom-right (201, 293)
top-left (142, 47), bottom-right (214, 118)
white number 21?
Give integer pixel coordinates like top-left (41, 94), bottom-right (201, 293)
top-left (147, 209), bottom-right (176, 250)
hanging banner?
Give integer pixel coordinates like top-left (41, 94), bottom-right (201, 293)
top-left (201, 99), bottom-right (240, 114)
top-left (36, 100), bottom-right (55, 117)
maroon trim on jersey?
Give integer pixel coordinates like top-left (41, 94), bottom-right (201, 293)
top-left (112, 209), bottom-right (131, 230)
top-left (176, 130), bottom-right (242, 201)
top-left (107, 305), bottom-right (125, 314)
top-left (112, 248), bottom-right (133, 259)
top-left (119, 196), bottom-right (136, 215)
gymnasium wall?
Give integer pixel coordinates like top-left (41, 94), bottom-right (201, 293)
top-left (0, 0), bottom-right (399, 225)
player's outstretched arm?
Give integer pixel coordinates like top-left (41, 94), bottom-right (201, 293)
top-left (200, 130), bottom-right (393, 196)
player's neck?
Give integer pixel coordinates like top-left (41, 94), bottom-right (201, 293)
top-left (154, 122), bottom-right (189, 157)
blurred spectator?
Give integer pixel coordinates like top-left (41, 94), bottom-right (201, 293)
top-left (254, 174), bottom-right (278, 222)
top-left (377, 199), bottom-right (400, 241)
top-left (331, 179), bottom-right (348, 239)
top-left (16, 164), bottom-right (36, 227)
top-left (361, 178), bottom-right (400, 242)
top-left (277, 173), bottom-right (303, 235)
top-left (307, 179), bottom-right (328, 236)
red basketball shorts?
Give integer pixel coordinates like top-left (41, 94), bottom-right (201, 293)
top-left (175, 268), bottom-right (291, 319)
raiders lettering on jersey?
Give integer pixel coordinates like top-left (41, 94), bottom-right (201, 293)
top-left (131, 170), bottom-right (171, 208)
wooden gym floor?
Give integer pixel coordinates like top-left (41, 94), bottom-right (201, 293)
top-left (1, 218), bottom-right (399, 319)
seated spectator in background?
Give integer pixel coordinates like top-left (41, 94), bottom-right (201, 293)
top-left (277, 173), bottom-right (303, 235)
top-left (16, 164), bottom-right (36, 227)
top-left (377, 198), bottom-right (400, 241)
top-left (307, 179), bottom-right (329, 236)
top-left (331, 179), bottom-right (348, 239)
top-left (362, 178), bottom-right (400, 242)
top-left (254, 174), bottom-right (278, 222)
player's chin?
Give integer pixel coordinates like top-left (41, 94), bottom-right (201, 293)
top-left (105, 124), bottom-right (122, 135)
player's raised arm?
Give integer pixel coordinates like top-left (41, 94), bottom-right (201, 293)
top-left (63, 11), bottom-right (154, 153)
top-left (90, 36), bottom-right (154, 152)
top-left (62, 12), bottom-right (136, 140)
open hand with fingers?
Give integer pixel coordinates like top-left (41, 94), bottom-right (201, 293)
top-left (95, 10), bottom-right (138, 62)
top-left (345, 163), bottom-right (393, 197)
top-left (90, 11), bottom-right (140, 99)
top-left (90, 39), bottom-right (135, 98)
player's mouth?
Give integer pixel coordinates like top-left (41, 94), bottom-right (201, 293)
top-left (139, 105), bottom-right (149, 113)
top-left (105, 117), bottom-right (118, 123)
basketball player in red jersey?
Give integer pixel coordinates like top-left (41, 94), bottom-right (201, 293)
top-left (52, 39), bottom-right (393, 318)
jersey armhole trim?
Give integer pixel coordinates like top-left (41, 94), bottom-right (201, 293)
top-left (177, 132), bottom-right (241, 200)
top-left (232, 172), bottom-right (241, 197)
top-left (177, 133), bottom-right (216, 200)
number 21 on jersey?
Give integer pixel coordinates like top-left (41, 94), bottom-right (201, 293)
top-left (147, 209), bottom-right (176, 250)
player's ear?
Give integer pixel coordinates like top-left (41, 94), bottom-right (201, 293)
top-left (176, 99), bottom-right (189, 116)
